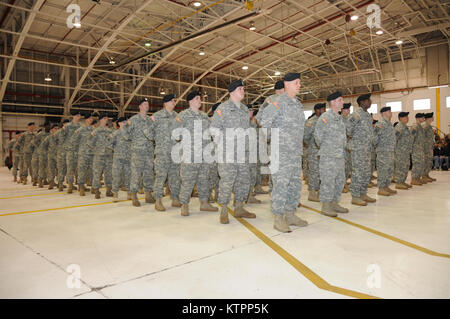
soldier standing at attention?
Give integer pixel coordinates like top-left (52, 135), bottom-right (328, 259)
top-left (422, 112), bottom-right (436, 182)
top-left (207, 102), bottom-right (221, 202)
top-left (122, 98), bottom-right (156, 207)
top-left (152, 93), bottom-right (182, 211)
top-left (304, 103), bottom-right (325, 203)
top-left (246, 108), bottom-right (262, 204)
top-left (210, 79), bottom-right (254, 224)
top-left (314, 91), bottom-right (349, 217)
top-left (30, 126), bottom-right (43, 186)
top-left (347, 94), bottom-right (376, 206)
top-left (71, 113), bottom-right (94, 196)
top-left (55, 119), bottom-right (70, 191)
top-left (34, 123), bottom-right (51, 187)
top-left (176, 91), bottom-right (218, 216)
top-left (341, 103), bottom-right (352, 193)
top-left (89, 114), bottom-right (113, 199)
top-left (373, 107), bottom-right (397, 196)
top-left (394, 112), bottom-right (413, 190)
top-left (110, 117), bottom-right (132, 202)
top-left (17, 122), bottom-right (36, 184)
top-left (410, 113), bottom-right (426, 185)
top-left (10, 131), bottom-right (22, 182)
top-left (65, 111), bottom-right (82, 194)
top-left (47, 125), bottom-right (60, 189)
top-left (259, 72), bottom-right (308, 232)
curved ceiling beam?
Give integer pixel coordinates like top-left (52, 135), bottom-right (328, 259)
top-left (65, 0), bottom-right (156, 114)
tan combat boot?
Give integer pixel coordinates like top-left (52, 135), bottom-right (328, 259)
top-left (403, 182), bottom-right (412, 188)
top-left (58, 182), bottom-right (64, 192)
top-left (171, 198), bottom-right (182, 207)
top-left (395, 183), bottom-right (408, 190)
top-left (426, 174), bottom-right (436, 182)
top-left (246, 194), bottom-right (262, 204)
top-left (386, 187), bottom-right (397, 194)
top-left (43, 179), bottom-right (49, 185)
top-left (423, 175), bottom-right (433, 182)
top-left (274, 214), bottom-right (291, 233)
top-left (112, 192), bottom-right (119, 203)
top-left (254, 185), bottom-right (268, 194)
top-left (181, 204), bottom-right (189, 216)
top-left (361, 193), bottom-right (376, 203)
top-left (131, 193), bottom-right (141, 207)
top-left (420, 177), bottom-right (428, 184)
top-left (377, 188), bottom-right (391, 196)
top-left (234, 201), bottom-right (256, 218)
top-left (22, 177), bottom-right (27, 185)
top-left (200, 201), bottom-right (218, 212)
top-left (48, 180), bottom-right (55, 190)
top-left (38, 178), bottom-right (43, 188)
top-left (67, 182), bottom-right (74, 194)
top-left (351, 196), bottom-right (367, 206)
top-left (219, 206), bottom-right (229, 224)
top-left (342, 184), bottom-right (349, 193)
top-left (106, 186), bottom-right (113, 197)
top-left (79, 185), bottom-right (86, 196)
top-left (32, 178), bottom-right (37, 186)
top-left (410, 178), bottom-right (422, 186)
top-left (13, 176), bottom-right (17, 182)
top-left (127, 193), bottom-right (132, 200)
top-left (145, 191), bottom-right (155, 203)
top-left (308, 190), bottom-right (320, 202)
top-left (138, 188), bottom-right (144, 194)
top-left (91, 187), bottom-right (96, 194)
top-left (285, 211), bottom-right (308, 227)
top-left (321, 202), bottom-right (337, 217)
top-left (367, 182), bottom-right (374, 188)
top-left (94, 188), bottom-right (101, 199)
top-left (332, 202), bottom-right (349, 214)
top-left (191, 187), bottom-right (198, 197)
top-left (155, 198), bottom-right (166, 211)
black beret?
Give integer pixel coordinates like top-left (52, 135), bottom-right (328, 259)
top-left (186, 91), bottom-right (201, 102)
top-left (372, 120), bottom-right (378, 124)
top-left (415, 113), bottom-right (424, 118)
top-left (163, 94), bottom-right (176, 103)
top-left (380, 106), bottom-right (391, 113)
top-left (211, 102), bottom-right (221, 113)
top-left (393, 122), bottom-right (399, 127)
top-left (252, 108), bottom-right (259, 116)
top-left (138, 97), bottom-right (149, 105)
top-left (84, 113), bottom-right (93, 119)
top-left (314, 103), bottom-right (326, 110)
top-left (283, 72), bottom-right (300, 81)
top-left (51, 124), bottom-right (59, 129)
top-left (343, 103), bottom-right (351, 109)
top-left (27, 122), bottom-right (35, 126)
top-left (357, 93), bottom-right (371, 104)
top-left (398, 112), bottom-right (409, 118)
top-left (228, 79), bottom-right (244, 93)
top-left (15, 130), bottom-right (21, 135)
top-left (98, 114), bottom-right (109, 120)
top-left (117, 117), bottom-right (127, 123)
top-left (92, 119), bottom-right (98, 125)
top-left (274, 80), bottom-right (284, 90)
top-left (327, 91), bottom-right (342, 102)
top-left (62, 119), bottom-right (70, 124)
top-left (71, 110), bottom-right (82, 116)
top-left (424, 112), bottom-right (434, 119)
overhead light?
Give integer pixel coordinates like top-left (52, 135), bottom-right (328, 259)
top-left (145, 41), bottom-right (151, 47)
top-left (159, 88), bottom-right (166, 95)
top-left (274, 71), bottom-right (281, 76)
top-left (242, 66), bottom-right (248, 70)
top-left (73, 21), bottom-right (81, 28)
top-left (249, 21), bottom-right (256, 31)
top-left (199, 47), bottom-right (205, 56)
top-left (395, 40), bottom-right (403, 45)
top-left (428, 85), bottom-right (448, 89)
top-left (109, 59), bottom-right (116, 65)
top-left (192, 1), bottom-right (201, 7)
top-left (44, 74), bottom-right (52, 82)
top-left (350, 15), bottom-right (358, 21)
top-left (375, 30), bottom-right (383, 35)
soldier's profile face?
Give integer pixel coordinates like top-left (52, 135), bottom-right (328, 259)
top-left (231, 86), bottom-right (245, 101)
top-left (165, 100), bottom-right (176, 111)
top-left (140, 101), bottom-right (149, 112)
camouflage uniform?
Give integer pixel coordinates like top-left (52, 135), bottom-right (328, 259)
top-left (210, 99), bottom-right (250, 205)
top-left (64, 121), bottom-right (81, 185)
top-left (31, 131), bottom-right (48, 182)
top-left (410, 122), bottom-right (425, 180)
top-left (176, 108), bottom-right (211, 204)
top-left (373, 118), bottom-right (395, 189)
top-left (121, 114), bottom-right (155, 193)
top-left (422, 121), bottom-right (434, 176)
top-left (46, 133), bottom-right (58, 182)
top-left (314, 110), bottom-right (347, 203)
top-left (347, 108), bottom-right (373, 198)
top-left (110, 129), bottom-right (131, 193)
top-left (248, 120), bottom-right (258, 199)
top-left (17, 131), bottom-right (35, 179)
top-left (8, 138), bottom-right (20, 178)
top-left (151, 109), bottom-right (180, 200)
top-left (89, 126), bottom-right (113, 190)
top-left (207, 117), bottom-right (219, 199)
top-left (35, 131), bottom-right (50, 182)
top-left (72, 125), bottom-right (94, 187)
top-left (55, 129), bottom-right (67, 185)
top-left (341, 113), bottom-right (351, 180)
top-left (303, 115), bottom-right (319, 191)
top-left (259, 93), bottom-right (305, 215)
top-left (394, 122), bottom-right (412, 183)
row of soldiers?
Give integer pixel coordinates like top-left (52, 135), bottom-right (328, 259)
top-left (7, 73), bottom-right (437, 233)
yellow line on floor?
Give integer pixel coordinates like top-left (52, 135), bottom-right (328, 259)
top-left (225, 206), bottom-right (380, 299)
top-left (0, 187), bottom-right (107, 199)
top-left (301, 204), bottom-right (450, 259)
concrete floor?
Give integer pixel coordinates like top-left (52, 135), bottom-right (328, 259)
top-left (0, 167), bottom-right (449, 299)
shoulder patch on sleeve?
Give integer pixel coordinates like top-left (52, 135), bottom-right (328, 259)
top-left (151, 115), bottom-right (156, 122)
top-left (216, 109), bottom-right (222, 117)
top-left (272, 101), bottom-right (280, 109)
top-left (176, 117), bottom-right (182, 123)
top-left (322, 118), bottom-right (328, 124)
top-left (306, 122), bottom-right (312, 127)
top-left (376, 124), bottom-right (382, 129)
top-left (353, 113), bottom-right (359, 120)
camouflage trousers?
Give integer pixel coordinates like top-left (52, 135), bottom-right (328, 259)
top-left (20, 153), bottom-right (33, 178)
top-left (423, 148), bottom-right (433, 176)
top-left (248, 163), bottom-right (257, 199)
top-left (130, 150), bottom-right (154, 193)
top-left (179, 163), bottom-right (209, 204)
top-left (57, 150), bottom-right (67, 184)
top-left (153, 156), bottom-right (180, 200)
top-left (394, 151), bottom-right (410, 183)
top-left (302, 156), bottom-right (309, 185)
top-left (306, 151), bottom-right (319, 191)
top-left (217, 163), bottom-right (250, 205)
top-left (350, 151), bottom-right (371, 198)
top-left (345, 149), bottom-right (351, 180)
top-left (77, 153), bottom-right (93, 186)
top-left (319, 157), bottom-right (345, 203)
top-left (411, 149), bottom-right (424, 179)
top-left (270, 159), bottom-right (302, 215)
top-left (207, 162), bottom-right (219, 198)
top-left (38, 153), bottom-right (48, 180)
top-left (376, 151), bottom-right (394, 188)
top-left (12, 154), bottom-right (21, 177)
top-left (47, 156), bottom-right (57, 182)
top-left (66, 151), bottom-right (78, 184)
top-left (31, 152), bottom-right (39, 180)
top-left (92, 154), bottom-right (112, 189)
top-left (112, 157), bottom-right (130, 193)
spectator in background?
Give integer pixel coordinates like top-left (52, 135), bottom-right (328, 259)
top-left (433, 142), bottom-right (445, 169)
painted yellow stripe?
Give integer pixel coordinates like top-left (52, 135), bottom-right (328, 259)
top-left (225, 206), bottom-right (380, 299)
top-left (0, 187), bottom-right (106, 199)
top-left (301, 204), bottom-right (450, 259)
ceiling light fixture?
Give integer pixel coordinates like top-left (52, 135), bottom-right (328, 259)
top-left (44, 74), bottom-right (52, 82)
top-left (199, 47), bottom-right (205, 56)
top-left (192, 1), bottom-right (201, 7)
top-left (73, 20), bottom-right (81, 28)
top-left (145, 41), bottom-right (151, 47)
top-left (109, 59), bottom-right (116, 65)
top-left (375, 30), bottom-right (383, 35)
top-left (242, 66), bottom-right (249, 70)
top-left (395, 40), bottom-right (403, 45)
top-left (274, 71), bottom-right (281, 76)
top-left (350, 15), bottom-right (358, 21)
top-left (249, 21), bottom-right (256, 31)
